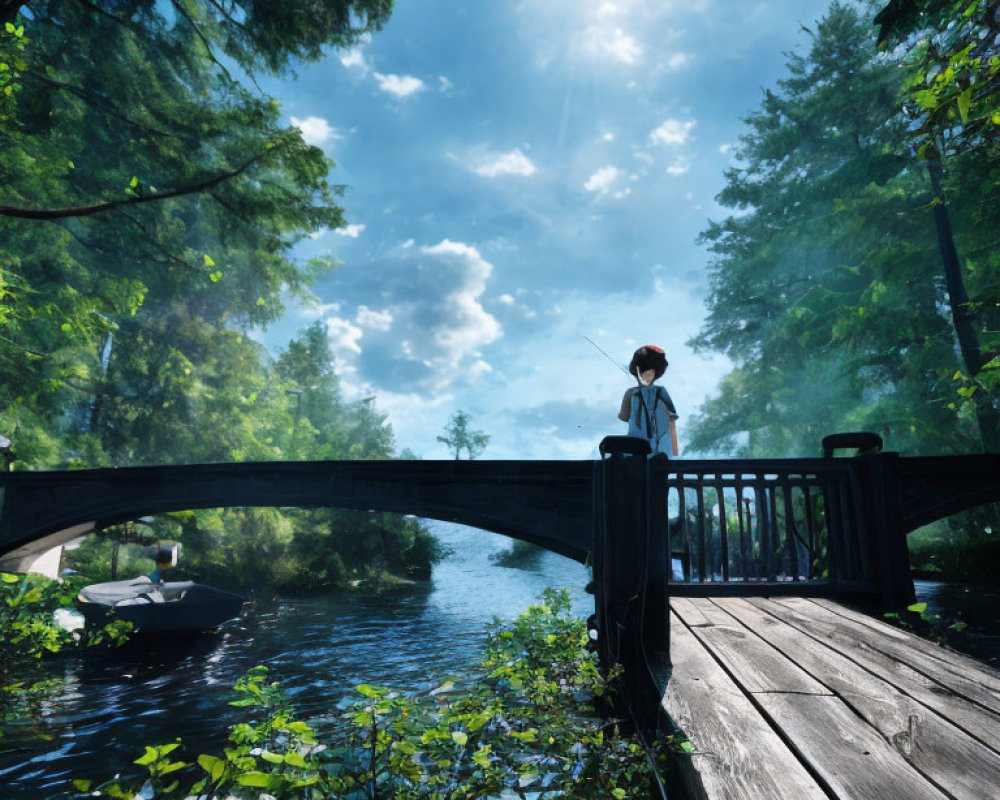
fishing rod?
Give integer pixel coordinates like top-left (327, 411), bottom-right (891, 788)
top-left (583, 336), bottom-right (630, 376)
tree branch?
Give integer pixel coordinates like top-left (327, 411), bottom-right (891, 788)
top-left (0, 151), bottom-right (271, 220)
top-left (21, 70), bottom-right (181, 141)
top-left (115, 209), bottom-right (203, 274)
top-left (169, 0), bottom-right (237, 86)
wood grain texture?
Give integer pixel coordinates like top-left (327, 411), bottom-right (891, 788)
top-left (755, 693), bottom-right (949, 800)
top-left (663, 613), bottom-right (828, 800)
top-left (677, 597), bottom-right (831, 695)
top-left (714, 597), bottom-right (1000, 800)
top-left (752, 596), bottom-right (1000, 751)
top-left (780, 597), bottom-right (1000, 714)
top-left (810, 596), bottom-right (1000, 688)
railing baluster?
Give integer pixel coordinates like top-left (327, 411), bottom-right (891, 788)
top-left (678, 481), bottom-right (690, 582)
top-left (738, 481), bottom-right (750, 582)
top-left (803, 483), bottom-right (817, 580)
top-left (781, 481), bottom-right (798, 581)
top-left (717, 482), bottom-right (729, 582)
top-left (695, 480), bottom-right (710, 583)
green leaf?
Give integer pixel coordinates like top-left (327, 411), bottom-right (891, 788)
top-left (451, 730), bottom-right (468, 747)
top-left (907, 602), bottom-right (927, 614)
top-left (355, 683), bottom-right (382, 698)
top-left (260, 749), bottom-right (284, 764)
top-left (71, 780), bottom-right (92, 792)
top-left (957, 88), bottom-right (972, 124)
top-left (198, 754), bottom-right (226, 782)
top-left (134, 746), bottom-right (160, 766)
top-left (284, 750), bottom-right (308, 768)
top-left (203, 254), bottom-right (215, 267)
top-left (128, 176), bottom-right (139, 188)
top-left (237, 771), bottom-right (272, 787)
top-left (209, 271), bottom-right (222, 283)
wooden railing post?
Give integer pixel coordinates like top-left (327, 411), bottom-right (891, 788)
top-left (592, 437), bottom-right (669, 734)
top-left (860, 451), bottom-right (916, 608)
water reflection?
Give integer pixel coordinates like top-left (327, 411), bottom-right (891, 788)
top-left (0, 524), bottom-right (590, 800)
top-left (914, 580), bottom-right (1000, 669)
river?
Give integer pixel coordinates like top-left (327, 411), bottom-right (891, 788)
top-left (2, 530), bottom-right (998, 800)
top-left (0, 524), bottom-right (591, 800)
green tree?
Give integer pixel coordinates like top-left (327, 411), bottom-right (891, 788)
top-left (0, 0), bottom-right (393, 470)
top-left (690, 1), bottom-right (976, 457)
top-left (437, 410), bottom-right (490, 460)
top-left (874, 0), bottom-right (1000, 448)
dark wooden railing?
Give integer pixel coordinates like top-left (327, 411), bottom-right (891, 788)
top-left (591, 434), bottom-right (917, 732)
top-left (653, 457), bottom-right (898, 596)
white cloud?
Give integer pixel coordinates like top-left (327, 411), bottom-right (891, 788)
top-left (666, 156), bottom-right (692, 176)
top-left (471, 148), bottom-right (537, 178)
top-left (584, 165), bottom-right (623, 194)
top-left (603, 132), bottom-right (615, 142)
top-left (340, 49), bottom-right (366, 70)
top-left (374, 72), bottom-right (424, 97)
top-left (719, 143), bottom-right (732, 154)
top-left (581, 27), bottom-right (642, 65)
top-left (325, 317), bottom-right (363, 355)
top-left (355, 305), bottom-right (393, 332)
top-left (420, 239), bottom-right (502, 378)
top-left (649, 118), bottom-right (696, 146)
top-left (664, 52), bottom-right (690, 70)
top-left (438, 75), bottom-right (454, 92)
top-left (469, 359), bottom-right (493, 378)
top-left (290, 116), bottom-right (336, 146)
top-left (498, 294), bottom-right (515, 305)
top-left (297, 301), bottom-right (340, 320)
top-left (335, 223), bottom-right (366, 238)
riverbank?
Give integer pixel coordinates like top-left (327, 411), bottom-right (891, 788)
top-left (0, 523), bottom-right (594, 799)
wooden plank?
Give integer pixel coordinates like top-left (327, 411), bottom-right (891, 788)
top-left (781, 597), bottom-right (1000, 714)
top-left (671, 596), bottom-right (714, 627)
top-left (678, 598), bottom-right (831, 695)
top-left (810, 596), bottom-right (1000, 689)
top-left (662, 613), bottom-right (829, 800)
top-left (752, 597), bottom-right (1000, 752)
top-left (716, 597), bottom-right (1000, 800)
top-left (756, 693), bottom-right (949, 800)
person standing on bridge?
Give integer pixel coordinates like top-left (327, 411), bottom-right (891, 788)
top-left (618, 345), bottom-right (679, 457)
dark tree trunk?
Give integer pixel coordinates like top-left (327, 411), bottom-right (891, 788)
top-left (925, 156), bottom-right (1000, 452)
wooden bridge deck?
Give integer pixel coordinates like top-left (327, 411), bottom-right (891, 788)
top-left (663, 596), bottom-right (1000, 800)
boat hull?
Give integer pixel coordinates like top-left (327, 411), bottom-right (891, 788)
top-left (77, 577), bottom-right (243, 633)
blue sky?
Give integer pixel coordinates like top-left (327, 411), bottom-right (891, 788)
top-left (260, 0), bottom-right (840, 460)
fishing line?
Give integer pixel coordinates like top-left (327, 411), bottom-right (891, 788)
top-left (584, 336), bottom-right (630, 376)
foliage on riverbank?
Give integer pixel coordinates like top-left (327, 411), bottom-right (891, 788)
top-left (75, 589), bottom-right (666, 799)
top-left (908, 516), bottom-right (1000, 585)
top-left (0, 572), bottom-right (131, 740)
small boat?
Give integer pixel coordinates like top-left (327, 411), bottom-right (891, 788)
top-left (77, 576), bottom-right (243, 633)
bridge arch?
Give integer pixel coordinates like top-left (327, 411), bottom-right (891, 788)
top-left (0, 460), bottom-right (595, 573)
